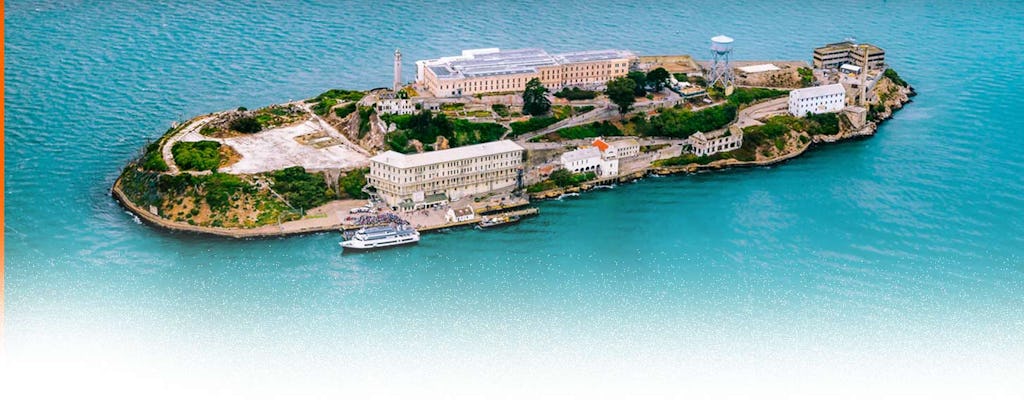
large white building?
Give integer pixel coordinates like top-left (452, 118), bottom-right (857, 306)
top-left (368, 140), bottom-right (524, 210)
top-left (788, 83), bottom-right (847, 116)
top-left (690, 130), bottom-right (742, 157)
top-left (416, 47), bottom-right (636, 97)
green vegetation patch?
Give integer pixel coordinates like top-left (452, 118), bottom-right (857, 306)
top-left (358, 106), bottom-right (375, 138)
top-left (385, 110), bottom-right (508, 153)
top-left (157, 172), bottom-right (253, 211)
top-left (141, 140), bottom-right (168, 172)
top-left (554, 87), bottom-right (598, 100)
top-left (171, 140), bottom-right (221, 171)
top-left (884, 68), bottom-right (908, 87)
top-left (334, 102), bottom-right (357, 119)
top-left (339, 168), bottom-right (370, 199)
top-left (510, 116), bottom-right (561, 137)
top-left (230, 116), bottom-right (262, 133)
top-left (533, 121), bottom-right (623, 142)
top-left (491, 104), bottom-right (510, 117)
top-left (269, 166), bottom-right (334, 212)
top-left (307, 89), bottom-right (364, 116)
top-left (798, 67), bottom-right (814, 87)
top-left (527, 170), bottom-right (597, 193)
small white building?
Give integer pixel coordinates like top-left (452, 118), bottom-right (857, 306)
top-left (560, 147), bottom-right (602, 175)
top-left (788, 83), bottom-right (847, 116)
top-left (445, 206), bottom-right (475, 223)
top-left (690, 130), bottom-right (742, 157)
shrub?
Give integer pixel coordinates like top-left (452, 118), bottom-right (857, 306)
top-left (491, 104), bottom-right (510, 117)
top-left (510, 116), bottom-right (560, 137)
top-left (339, 168), bottom-right (369, 199)
top-left (884, 69), bottom-right (908, 87)
top-left (334, 102), bottom-right (357, 119)
top-left (229, 116), bottom-right (262, 133)
top-left (269, 166), bottom-right (333, 212)
top-left (171, 141), bottom-right (221, 171)
top-left (554, 87), bottom-right (598, 100)
top-left (553, 121), bottom-right (622, 140)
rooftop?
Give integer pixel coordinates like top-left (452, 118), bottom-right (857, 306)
top-left (561, 147), bottom-right (601, 163)
top-left (421, 47), bottom-right (635, 80)
top-left (608, 138), bottom-right (639, 149)
top-left (789, 83), bottom-right (846, 99)
top-left (553, 49), bottom-right (635, 64)
top-left (371, 140), bottom-right (524, 169)
top-left (815, 41), bottom-right (885, 54)
top-left (738, 64), bottom-right (780, 73)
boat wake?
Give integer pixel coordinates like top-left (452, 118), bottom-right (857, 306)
top-left (125, 211), bottom-right (142, 224)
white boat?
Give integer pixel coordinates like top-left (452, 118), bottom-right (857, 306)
top-left (556, 192), bottom-right (580, 200)
top-left (340, 224), bottom-right (419, 250)
top-left (477, 214), bottom-right (521, 229)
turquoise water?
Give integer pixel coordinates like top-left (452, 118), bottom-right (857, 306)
top-left (5, 1), bottom-right (1024, 397)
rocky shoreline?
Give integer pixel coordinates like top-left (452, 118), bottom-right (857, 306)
top-left (530, 81), bottom-right (915, 200)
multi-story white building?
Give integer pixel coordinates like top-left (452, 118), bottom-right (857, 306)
top-left (689, 130), bottom-right (742, 157)
top-left (368, 140), bottom-right (524, 210)
top-left (416, 47), bottom-right (636, 97)
top-left (376, 96), bottom-right (416, 115)
top-left (788, 83), bottom-right (847, 116)
top-left (593, 138), bottom-right (640, 159)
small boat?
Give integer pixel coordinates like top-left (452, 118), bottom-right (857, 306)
top-left (556, 192), bottom-right (580, 200)
top-left (593, 184), bottom-right (616, 190)
top-left (477, 214), bottom-right (521, 229)
top-left (340, 224), bottom-right (419, 251)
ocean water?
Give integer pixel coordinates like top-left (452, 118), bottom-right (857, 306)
top-left (4, 1), bottom-right (1024, 398)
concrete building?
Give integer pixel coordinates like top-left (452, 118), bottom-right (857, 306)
top-left (788, 83), bottom-right (847, 116)
top-left (416, 47), bottom-right (636, 97)
top-left (368, 140), bottom-right (524, 210)
top-left (813, 41), bottom-right (885, 70)
top-left (690, 130), bottom-right (742, 157)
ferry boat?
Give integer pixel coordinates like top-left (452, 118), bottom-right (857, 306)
top-left (340, 224), bottom-right (420, 250)
top-left (477, 214), bottom-right (521, 229)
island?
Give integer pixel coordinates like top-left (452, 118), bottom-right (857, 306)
top-left (112, 39), bottom-right (914, 238)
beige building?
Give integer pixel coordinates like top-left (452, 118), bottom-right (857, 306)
top-left (813, 41), bottom-right (885, 70)
top-left (416, 48), bottom-right (636, 97)
top-left (690, 130), bottom-right (742, 157)
top-left (368, 140), bottom-right (525, 209)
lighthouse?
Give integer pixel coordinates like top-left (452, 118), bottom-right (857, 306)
top-left (393, 49), bottom-right (402, 92)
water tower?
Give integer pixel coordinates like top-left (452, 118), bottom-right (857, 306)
top-left (708, 35), bottom-right (735, 89)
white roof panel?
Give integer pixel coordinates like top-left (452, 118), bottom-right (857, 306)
top-left (371, 140), bottom-right (523, 169)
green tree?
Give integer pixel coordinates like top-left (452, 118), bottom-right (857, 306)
top-left (339, 168), bottom-right (370, 199)
top-left (605, 76), bottom-right (638, 115)
top-left (229, 116), bottom-right (262, 133)
top-left (522, 78), bottom-right (551, 116)
top-left (549, 169), bottom-right (574, 187)
top-left (646, 68), bottom-right (670, 92)
top-left (627, 71), bottom-right (647, 96)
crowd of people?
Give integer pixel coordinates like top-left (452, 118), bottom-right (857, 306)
top-left (346, 212), bottom-right (408, 227)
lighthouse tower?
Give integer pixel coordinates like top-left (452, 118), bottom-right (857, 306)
top-left (393, 49), bottom-right (402, 92)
